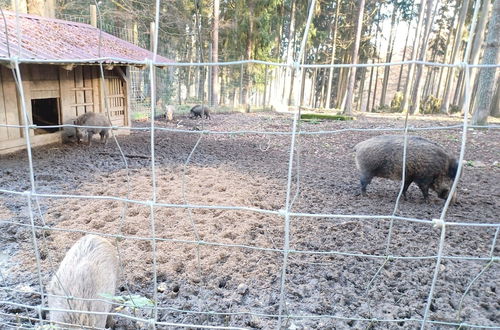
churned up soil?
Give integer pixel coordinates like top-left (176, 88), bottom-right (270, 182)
top-left (0, 111), bottom-right (498, 329)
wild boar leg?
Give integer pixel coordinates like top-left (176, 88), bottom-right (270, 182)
top-left (87, 132), bottom-right (92, 146)
top-left (415, 178), bottom-right (432, 202)
top-left (360, 174), bottom-right (373, 196)
top-left (402, 177), bottom-right (413, 200)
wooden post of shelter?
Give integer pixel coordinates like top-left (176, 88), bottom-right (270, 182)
top-left (150, 22), bottom-right (156, 52)
top-left (90, 5), bottom-right (97, 28)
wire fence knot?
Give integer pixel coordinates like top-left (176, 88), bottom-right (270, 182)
top-left (291, 61), bottom-right (301, 71)
top-left (9, 56), bottom-right (19, 66)
top-left (432, 218), bottom-right (445, 229)
top-left (456, 62), bottom-right (469, 71)
top-left (144, 58), bottom-right (153, 68)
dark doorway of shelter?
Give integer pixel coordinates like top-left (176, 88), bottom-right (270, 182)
top-left (31, 98), bottom-right (60, 135)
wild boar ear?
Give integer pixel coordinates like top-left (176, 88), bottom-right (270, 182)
top-left (448, 159), bottom-right (459, 179)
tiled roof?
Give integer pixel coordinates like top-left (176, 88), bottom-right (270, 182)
top-left (0, 11), bottom-right (173, 65)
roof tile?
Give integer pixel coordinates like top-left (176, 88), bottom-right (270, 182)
top-left (0, 11), bottom-right (173, 64)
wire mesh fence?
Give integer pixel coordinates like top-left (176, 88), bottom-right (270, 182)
top-left (0, 1), bottom-right (499, 330)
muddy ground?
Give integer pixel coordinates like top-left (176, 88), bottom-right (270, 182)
top-left (0, 111), bottom-right (499, 329)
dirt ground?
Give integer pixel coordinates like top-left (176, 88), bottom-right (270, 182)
top-left (0, 111), bottom-right (499, 329)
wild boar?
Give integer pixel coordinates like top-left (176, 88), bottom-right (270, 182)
top-left (189, 105), bottom-right (211, 119)
top-left (47, 234), bottom-right (119, 329)
top-left (354, 135), bottom-right (459, 202)
top-left (74, 112), bottom-right (111, 145)
top-left (61, 118), bottom-right (78, 143)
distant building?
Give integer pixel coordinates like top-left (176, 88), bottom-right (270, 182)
top-left (0, 11), bottom-right (172, 154)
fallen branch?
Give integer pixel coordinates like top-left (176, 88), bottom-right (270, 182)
top-left (98, 152), bottom-right (150, 159)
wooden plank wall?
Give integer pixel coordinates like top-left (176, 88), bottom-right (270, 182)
top-left (1, 64), bottom-right (130, 150)
top-left (20, 65), bottom-right (33, 138)
top-left (60, 66), bottom-right (100, 121)
top-left (0, 68), bottom-right (9, 142)
top-left (0, 66), bottom-right (21, 141)
top-left (30, 65), bottom-right (60, 99)
top-left (59, 67), bottom-right (76, 122)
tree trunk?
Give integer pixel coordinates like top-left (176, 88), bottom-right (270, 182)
top-left (344, 0), bottom-right (366, 115)
top-left (25, 0), bottom-right (55, 18)
top-left (401, 1), bottom-right (427, 113)
top-left (221, 67), bottom-right (227, 105)
top-left (242, 3), bottom-right (254, 106)
top-left (440, 0), bottom-right (471, 113)
top-left (358, 67), bottom-right (367, 111)
top-left (411, 0), bottom-right (439, 114)
top-left (239, 61), bottom-right (244, 105)
top-left (210, 0), bottom-right (220, 107)
top-left (309, 68), bottom-right (317, 107)
top-left (372, 58), bottom-right (380, 111)
top-left (490, 79), bottom-right (500, 117)
top-left (371, 16), bottom-right (384, 112)
top-left (326, 0), bottom-right (341, 109)
top-left (366, 59), bottom-right (375, 111)
top-left (397, 17), bottom-right (413, 91)
top-left (337, 52), bottom-right (350, 108)
top-left (300, 68), bottom-right (307, 107)
top-left (472, 0), bottom-right (500, 125)
top-left (436, 26), bottom-right (455, 98)
top-left (282, 0), bottom-right (296, 105)
top-left (195, 6), bottom-right (205, 102)
top-left (463, 0), bottom-right (492, 111)
top-left (380, 7), bottom-right (398, 107)
top-left (263, 65), bottom-right (268, 107)
top-left (367, 9), bottom-right (382, 112)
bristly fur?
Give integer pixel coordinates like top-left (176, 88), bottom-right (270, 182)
top-left (74, 112), bottom-right (110, 145)
top-left (354, 135), bottom-right (458, 202)
top-left (189, 105), bottom-right (211, 119)
top-left (47, 235), bottom-right (119, 329)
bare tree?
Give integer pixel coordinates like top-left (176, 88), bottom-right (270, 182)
top-left (472, 0), bottom-right (500, 125)
top-left (461, 0), bottom-right (492, 111)
top-left (210, 0), bottom-right (220, 107)
top-left (439, 0), bottom-right (471, 113)
top-left (281, 0), bottom-right (297, 105)
top-left (379, 5), bottom-right (398, 107)
top-left (401, 0), bottom-right (427, 113)
top-left (397, 15), bottom-right (413, 91)
top-left (343, 0), bottom-right (366, 115)
top-left (410, 0), bottom-right (439, 114)
top-left (325, 0), bottom-right (340, 109)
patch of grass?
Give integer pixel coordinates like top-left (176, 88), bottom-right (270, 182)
top-left (300, 113), bottom-right (354, 121)
top-left (131, 112), bottom-right (150, 121)
top-left (302, 119), bottom-right (321, 124)
top-left (100, 293), bottom-right (154, 310)
top-left (446, 134), bottom-right (459, 142)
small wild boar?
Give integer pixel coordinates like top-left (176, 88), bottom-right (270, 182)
top-left (47, 235), bottom-right (119, 329)
top-left (189, 105), bottom-right (211, 119)
top-left (74, 112), bottom-right (111, 145)
top-left (354, 135), bottom-right (459, 202)
top-left (61, 118), bottom-right (78, 143)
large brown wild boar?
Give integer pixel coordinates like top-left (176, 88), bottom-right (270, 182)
top-left (47, 235), bottom-right (119, 329)
top-left (74, 112), bottom-right (111, 145)
top-left (354, 135), bottom-right (459, 202)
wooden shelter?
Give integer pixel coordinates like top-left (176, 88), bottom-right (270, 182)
top-left (0, 11), bottom-right (172, 154)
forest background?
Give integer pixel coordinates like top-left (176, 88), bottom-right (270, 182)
top-left (1, 0), bottom-right (499, 125)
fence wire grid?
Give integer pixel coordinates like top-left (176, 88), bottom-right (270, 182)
top-left (1, 0), bottom-right (499, 329)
